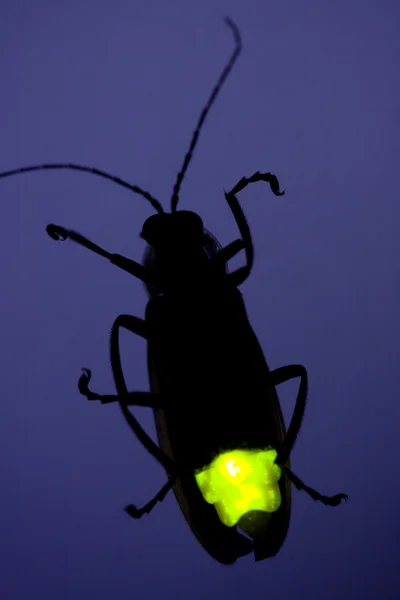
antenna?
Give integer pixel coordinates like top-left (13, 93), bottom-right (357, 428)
top-left (170, 17), bottom-right (242, 212)
top-left (0, 163), bottom-right (164, 213)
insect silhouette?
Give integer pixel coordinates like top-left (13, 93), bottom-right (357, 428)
top-left (1, 17), bottom-right (347, 564)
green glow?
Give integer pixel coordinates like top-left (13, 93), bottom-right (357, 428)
top-left (194, 448), bottom-right (281, 527)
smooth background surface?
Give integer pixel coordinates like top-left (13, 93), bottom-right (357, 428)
top-left (1, 1), bottom-right (399, 598)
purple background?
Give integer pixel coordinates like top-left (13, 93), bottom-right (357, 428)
top-left (1, 1), bottom-right (399, 598)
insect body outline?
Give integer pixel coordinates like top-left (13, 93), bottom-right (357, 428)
top-left (0, 17), bottom-right (347, 564)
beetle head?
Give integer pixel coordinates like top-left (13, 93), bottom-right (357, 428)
top-left (141, 210), bottom-right (204, 252)
top-left (142, 224), bottom-right (226, 297)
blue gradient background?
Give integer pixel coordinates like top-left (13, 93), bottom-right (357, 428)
top-left (1, 1), bottom-right (399, 598)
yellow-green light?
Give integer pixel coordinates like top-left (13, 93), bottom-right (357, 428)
top-left (195, 448), bottom-right (281, 527)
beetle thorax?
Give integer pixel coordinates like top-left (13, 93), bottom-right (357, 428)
top-left (157, 247), bottom-right (212, 291)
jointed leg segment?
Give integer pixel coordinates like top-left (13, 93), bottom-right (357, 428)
top-left (224, 171), bottom-right (285, 287)
top-left (47, 224), bottom-right (151, 282)
top-left (270, 363), bottom-right (348, 506)
top-left (285, 467), bottom-right (348, 506)
top-left (125, 476), bottom-right (176, 519)
top-left (79, 369), bottom-right (162, 407)
top-left (269, 364), bottom-right (308, 465)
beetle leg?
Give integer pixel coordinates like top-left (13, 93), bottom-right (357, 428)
top-left (210, 239), bottom-right (244, 270)
top-left (284, 467), bottom-right (348, 506)
top-left (110, 315), bottom-right (175, 473)
top-left (224, 171), bottom-right (285, 287)
top-left (78, 368), bottom-right (163, 406)
top-left (268, 364), bottom-right (308, 465)
top-left (270, 365), bottom-right (348, 506)
top-left (223, 191), bottom-right (253, 287)
top-left (46, 224), bottom-right (152, 283)
top-left (78, 314), bottom-right (148, 402)
top-left (125, 476), bottom-right (176, 519)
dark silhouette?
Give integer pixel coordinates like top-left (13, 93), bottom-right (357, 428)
top-left (0, 17), bottom-right (347, 564)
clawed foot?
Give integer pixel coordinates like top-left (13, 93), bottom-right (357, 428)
top-left (229, 172), bottom-right (285, 197)
top-left (307, 490), bottom-right (348, 507)
top-left (329, 493), bottom-right (349, 506)
top-left (124, 504), bottom-right (144, 519)
top-left (78, 368), bottom-right (105, 402)
top-left (46, 224), bottom-right (68, 241)
top-left (78, 368), bottom-right (120, 404)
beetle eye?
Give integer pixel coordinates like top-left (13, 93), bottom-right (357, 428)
top-left (141, 214), bottom-right (167, 245)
